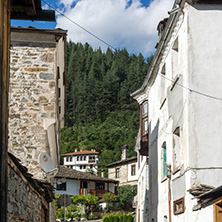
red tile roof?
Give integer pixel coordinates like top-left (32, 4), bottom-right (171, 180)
top-left (62, 150), bottom-right (99, 156)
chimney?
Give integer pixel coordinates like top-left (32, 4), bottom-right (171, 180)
top-left (157, 18), bottom-right (168, 42)
top-left (74, 148), bottom-right (77, 152)
top-left (80, 149), bottom-right (82, 152)
top-left (121, 145), bottom-right (128, 160)
top-left (101, 169), bottom-right (105, 178)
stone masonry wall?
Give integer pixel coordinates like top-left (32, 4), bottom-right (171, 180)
top-left (8, 43), bottom-right (57, 178)
top-left (7, 162), bottom-right (42, 222)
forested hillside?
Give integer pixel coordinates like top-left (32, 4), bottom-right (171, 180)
top-left (61, 42), bottom-right (152, 170)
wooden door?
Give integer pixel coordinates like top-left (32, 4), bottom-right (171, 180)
top-left (214, 201), bottom-right (222, 222)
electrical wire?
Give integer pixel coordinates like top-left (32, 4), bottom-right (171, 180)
top-left (158, 73), bottom-right (222, 102)
top-left (42, 0), bottom-right (116, 51)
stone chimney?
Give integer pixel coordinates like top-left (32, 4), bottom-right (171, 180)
top-left (101, 169), bottom-right (105, 178)
top-left (121, 145), bottom-right (129, 160)
top-left (74, 148), bottom-right (78, 152)
top-left (157, 18), bottom-right (168, 42)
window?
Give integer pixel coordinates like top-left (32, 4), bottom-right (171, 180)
top-left (58, 88), bottom-right (61, 97)
top-left (173, 197), bottom-right (185, 215)
top-left (70, 157), bottom-right (72, 162)
top-left (90, 165), bottom-right (93, 169)
top-left (84, 156), bottom-right (86, 161)
top-left (141, 101), bottom-right (148, 135)
top-left (66, 157), bottom-right (69, 162)
top-left (173, 127), bottom-right (181, 172)
top-left (161, 63), bottom-right (166, 75)
top-left (162, 143), bottom-right (167, 178)
top-left (96, 183), bottom-right (105, 190)
top-left (84, 165), bottom-right (86, 169)
top-left (80, 156), bottom-right (83, 161)
top-left (77, 156), bottom-right (79, 161)
top-left (172, 37), bottom-right (179, 78)
top-left (56, 182), bottom-right (66, 191)
top-left (131, 164), bottom-right (136, 176)
top-left (80, 165), bottom-right (82, 169)
top-left (115, 168), bottom-right (120, 178)
top-left (59, 106), bottom-right (61, 114)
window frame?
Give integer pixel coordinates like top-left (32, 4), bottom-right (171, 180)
top-left (115, 168), bottom-right (120, 178)
top-left (131, 164), bottom-right (136, 176)
top-left (162, 143), bottom-right (167, 179)
top-left (56, 182), bottom-right (66, 191)
top-left (173, 197), bottom-right (185, 215)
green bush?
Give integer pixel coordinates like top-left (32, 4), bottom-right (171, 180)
top-left (127, 215), bottom-right (133, 222)
top-left (114, 215), bottom-right (119, 222)
top-left (123, 215), bottom-right (128, 222)
top-left (119, 215), bottom-right (123, 222)
top-left (103, 216), bottom-right (109, 222)
top-left (109, 214), bottom-right (114, 222)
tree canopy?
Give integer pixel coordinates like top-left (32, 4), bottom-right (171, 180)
top-left (61, 42), bottom-right (152, 170)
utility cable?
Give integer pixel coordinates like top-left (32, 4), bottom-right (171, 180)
top-left (42, 0), bottom-right (116, 51)
top-left (158, 73), bottom-right (222, 102)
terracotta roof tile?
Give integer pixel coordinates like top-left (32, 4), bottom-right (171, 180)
top-left (62, 150), bottom-right (99, 156)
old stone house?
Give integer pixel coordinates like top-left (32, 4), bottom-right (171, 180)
top-left (8, 152), bottom-right (54, 222)
top-left (0, 1), bottom-right (55, 221)
top-left (8, 26), bottom-right (67, 178)
top-left (106, 145), bottom-right (138, 187)
top-left (131, 0), bottom-right (222, 221)
top-left (8, 26), bottom-right (67, 221)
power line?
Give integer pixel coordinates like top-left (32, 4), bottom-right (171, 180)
top-left (42, 0), bottom-right (116, 51)
top-left (158, 73), bottom-right (222, 102)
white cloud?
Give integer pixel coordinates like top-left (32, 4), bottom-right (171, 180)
top-left (56, 0), bottom-right (174, 57)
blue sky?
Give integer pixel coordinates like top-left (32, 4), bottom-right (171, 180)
top-left (11, 0), bottom-right (174, 57)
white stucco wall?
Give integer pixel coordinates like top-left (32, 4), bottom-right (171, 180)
top-left (55, 179), bottom-right (80, 196)
top-left (135, 2), bottom-right (222, 222)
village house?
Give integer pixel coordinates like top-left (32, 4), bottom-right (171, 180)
top-left (54, 166), bottom-right (118, 198)
top-left (8, 26), bottom-right (67, 221)
top-left (133, 130), bottom-right (149, 222)
top-left (131, 0), bottom-right (222, 221)
top-left (106, 145), bottom-right (138, 186)
top-left (62, 149), bottom-right (99, 173)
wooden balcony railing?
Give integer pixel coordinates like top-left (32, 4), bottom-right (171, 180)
top-left (80, 189), bottom-right (111, 197)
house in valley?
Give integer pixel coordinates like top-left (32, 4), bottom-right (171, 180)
top-left (54, 166), bottom-right (118, 198)
top-left (106, 145), bottom-right (138, 186)
top-left (62, 149), bottom-right (99, 173)
top-left (131, 0), bottom-right (222, 221)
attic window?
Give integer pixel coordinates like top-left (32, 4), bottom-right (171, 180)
top-left (173, 37), bottom-right (178, 52)
top-left (173, 127), bottom-right (180, 137)
top-left (161, 64), bottom-right (166, 75)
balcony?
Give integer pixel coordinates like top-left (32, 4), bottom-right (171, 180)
top-left (80, 189), bottom-right (110, 197)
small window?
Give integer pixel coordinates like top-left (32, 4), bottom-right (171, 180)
top-left (142, 118), bottom-right (148, 135)
top-left (84, 156), bottom-right (86, 161)
top-left (161, 63), bottom-right (166, 75)
top-left (70, 157), bottom-right (72, 162)
top-left (131, 164), bottom-right (136, 176)
top-left (173, 197), bottom-right (185, 215)
top-left (80, 156), bottom-right (83, 161)
top-left (77, 156), bottom-right (79, 161)
top-left (58, 88), bottom-right (61, 97)
top-left (142, 101), bottom-right (148, 117)
top-left (57, 67), bottom-right (60, 79)
top-left (59, 106), bottom-right (61, 114)
top-left (162, 143), bottom-right (167, 178)
top-left (115, 168), bottom-right (120, 178)
top-left (66, 157), bottom-right (69, 162)
top-left (56, 182), bottom-right (66, 191)
top-left (84, 165), bottom-right (86, 169)
top-left (80, 165), bottom-right (82, 169)
top-left (90, 165), bottom-right (93, 169)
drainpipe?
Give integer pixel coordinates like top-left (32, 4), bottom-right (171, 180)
top-left (167, 164), bottom-right (172, 222)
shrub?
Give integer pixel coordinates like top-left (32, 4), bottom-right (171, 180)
top-left (127, 215), bottom-right (133, 222)
top-left (109, 214), bottom-right (114, 222)
top-left (119, 215), bottom-right (123, 222)
top-left (103, 216), bottom-right (109, 222)
top-left (114, 215), bottom-right (119, 222)
top-left (123, 215), bottom-right (128, 222)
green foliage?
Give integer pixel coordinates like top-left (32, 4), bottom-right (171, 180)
top-left (62, 42), bottom-right (152, 167)
top-left (103, 216), bottom-right (109, 222)
top-left (123, 215), bottom-right (128, 222)
top-left (101, 192), bottom-right (118, 203)
top-left (71, 195), bottom-right (99, 206)
top-left (102, 214), bottom-right (133, 222)
top-left (114, 215), bottom-right (119, 222)
top-left (55, 208), bottom-right (64, 220)
top-left (127, 214), bottom-right (134, 222)
top-left (118, 185), bottom-right (137, 209)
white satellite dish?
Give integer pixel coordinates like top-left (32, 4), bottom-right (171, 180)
top-left (38, 153), bottom-right (57, 174)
